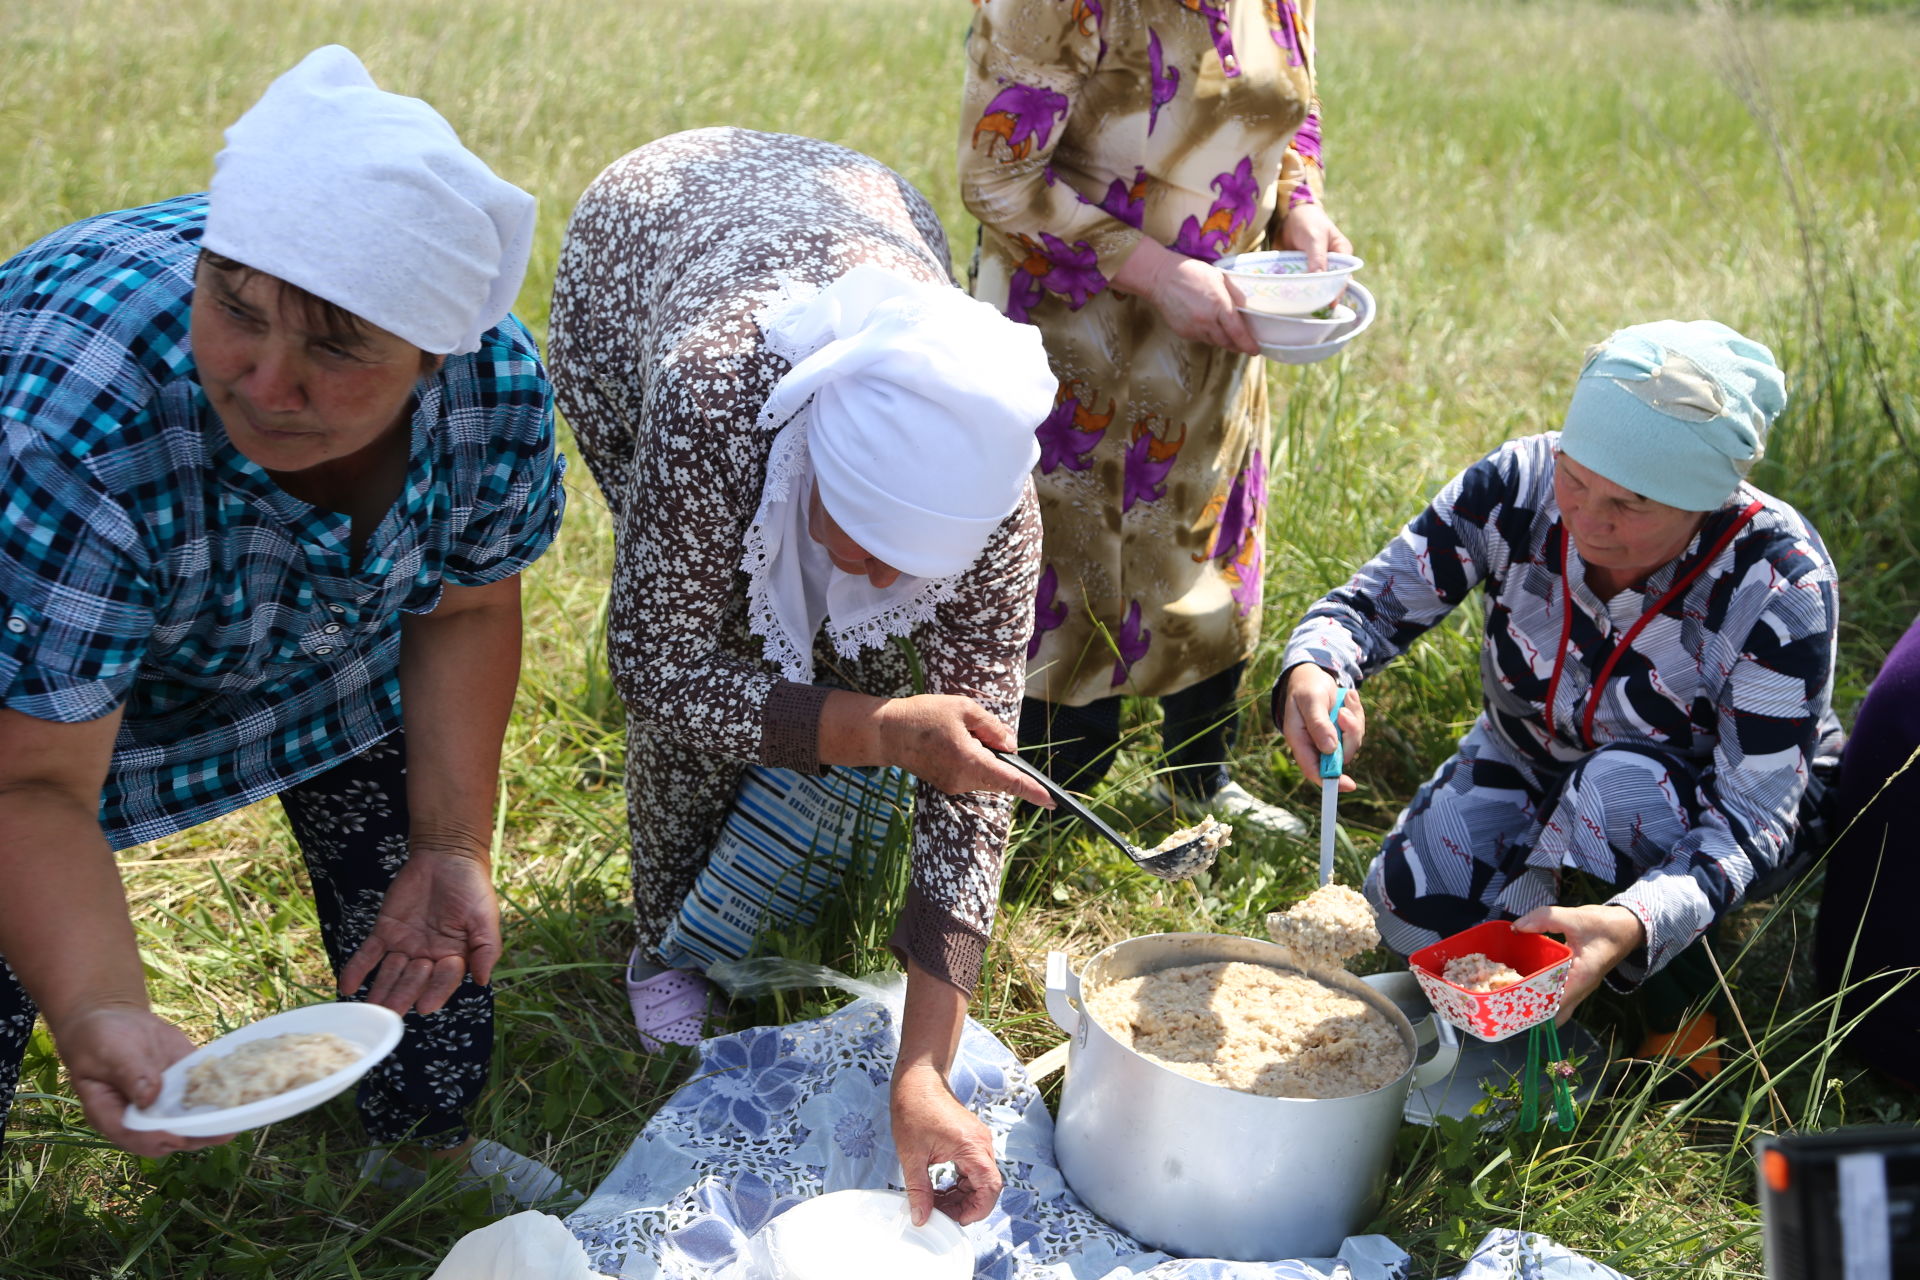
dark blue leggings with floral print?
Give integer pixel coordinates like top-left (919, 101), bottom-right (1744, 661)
top-left (0, 729), bottom-right (491, 1150)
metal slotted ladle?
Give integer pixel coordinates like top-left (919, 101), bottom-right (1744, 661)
top-left (993, 749), bottom-right (1219, 881)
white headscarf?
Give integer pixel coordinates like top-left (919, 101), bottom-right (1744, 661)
top-left (203, 46), bottom-right (535, 355)
top-left (742, 265), bottom-right (1055, 681)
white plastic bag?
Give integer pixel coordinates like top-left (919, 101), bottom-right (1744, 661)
top-left (428, 1210), bottom-right (611, 1280)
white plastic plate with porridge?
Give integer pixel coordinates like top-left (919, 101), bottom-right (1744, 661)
top-left (122, 1002), bottom-right (404, 1137)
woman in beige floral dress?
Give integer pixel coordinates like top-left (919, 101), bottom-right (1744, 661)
top-left (959, 0), bottom-right (1352, 835)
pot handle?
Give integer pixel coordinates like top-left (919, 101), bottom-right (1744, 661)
top-left (1044, 951), bottom-right (1080, 1037)
top-left (1410, 1002), bottom-right (1463, 1089)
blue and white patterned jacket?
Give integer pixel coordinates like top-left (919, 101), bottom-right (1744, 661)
top-left (1283, 433), bottom-right (1842, 955)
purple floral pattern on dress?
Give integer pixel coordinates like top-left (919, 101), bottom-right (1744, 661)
top-left (1148, 29), bottom-right (1180, 133)
top-left (1179, 0), bottom-right (1237, 73)
top-left (1264, 0), bottom-right (1308, 66)
top-left (1078, 0), bottom-right (1111, 64)
top-left (1208, 449), bottom-right (1266, 568)
top-left (1204, 450), bottom-right (1267, 617)
top-left (1035, 379), bottom-right (1112, 474)
top-left (1225, 515), bottom-right (1265, 618)
top-left (1089, 167), bottom-right (1148, 229)
top-left (1005, 231), bottom-right (1107, 322)
top-left (1122, 415), bottom-right (1186, 512)
top-left (1289, 109), bottom-right (1323, 208)
top-left (1170, 156), bottom-right (1261, 262)
top-left (1110, 599), bottom-right (1152, 687)
top-left (972, 82), bottom-right (1071, 162)
top-left (1029, 564), bottom-right (1067, 660)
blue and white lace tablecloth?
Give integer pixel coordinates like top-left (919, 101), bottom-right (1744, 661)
top-left (556, 996), bottom-right (1629, 1280)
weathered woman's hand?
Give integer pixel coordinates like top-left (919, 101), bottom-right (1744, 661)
top-left (340, 847), bottom-right (500, 1016)
top-left (1146, 256), bottom-right (1260, 355)
top-left (51, 1005), bottom-right (234, 1158)
top-left (874, 694), bottom-right (1052, 808)
top-left (1111, 237), bottom-right (1257, 355)
top-left (1277, 203), bottom-right (1353, 273)
top-left (891, 1060), bottom-right (1003, 1227)
top-left (1512, 903), bottom-right (1647, 1023)
top-left (1276, 663), bottom-right (1365, 791)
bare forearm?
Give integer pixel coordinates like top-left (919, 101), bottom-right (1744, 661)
top-left (895, 957), bottom-right (968, 1080)
top-left (0, 788), bottom-right (146, 1029)
top-left (398, 581), bottom-right (522, 859)
top-left (1109, 236), bottom-right (1177, 297)
top-left (818, 689), bottom-right (887, 769)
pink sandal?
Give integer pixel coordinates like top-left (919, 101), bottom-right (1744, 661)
top-left (626, 952), bottom-right (717, 1052)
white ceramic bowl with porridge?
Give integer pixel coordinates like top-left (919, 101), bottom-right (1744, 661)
top-left (123, 1002), bottom-right (404, 1137)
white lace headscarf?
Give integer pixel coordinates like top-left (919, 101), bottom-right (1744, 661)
top-left (742, 264), bottom-right (1055, 682)
top-left (204, 45), bottom-right (535, 356)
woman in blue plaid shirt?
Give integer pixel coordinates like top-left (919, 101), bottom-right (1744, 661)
top-left (0, 49), bottom-right (569, 1204)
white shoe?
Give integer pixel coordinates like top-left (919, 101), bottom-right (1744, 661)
top-left (359, 1138), bottom-right (583, 1213)
top-left (1149, 778), bottom-right (1309, 840)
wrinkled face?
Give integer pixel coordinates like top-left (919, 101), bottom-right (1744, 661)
top-left (190, 257), bottom-right (435, 474)
top-left (806, 482), bottom-right (902, 588)
top-left (1553, 451), bottom-right (1707, 584)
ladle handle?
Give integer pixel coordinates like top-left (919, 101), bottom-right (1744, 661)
top-left (992, 749), bottom-right (1139, 859)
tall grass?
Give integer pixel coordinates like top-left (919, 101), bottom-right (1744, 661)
top-left (2, 0), bottom-right (1917, 1275)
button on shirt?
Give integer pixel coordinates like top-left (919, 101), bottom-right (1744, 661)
top-left (0, 196), bottom-right (566, 848)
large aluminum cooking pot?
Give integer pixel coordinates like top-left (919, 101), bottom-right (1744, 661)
top-left (1045, 932), bottom-right (1460, 1261)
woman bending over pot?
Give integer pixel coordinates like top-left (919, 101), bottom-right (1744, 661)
top-left (549, 128), bottom-right (1057, 1226)
top-left (1273, 321), bottom-right (1841, 1074)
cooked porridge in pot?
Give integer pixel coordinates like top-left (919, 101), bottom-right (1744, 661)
top-left (1082, 960), bottom-right (1410, 1100)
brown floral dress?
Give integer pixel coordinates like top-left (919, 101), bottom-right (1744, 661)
top-left (549, 129), bottom-right (1042, 993)
top-left (959, 0), bottom-right (1325, 706)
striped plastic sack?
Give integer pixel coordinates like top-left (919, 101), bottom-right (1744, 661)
top-left (655, 763), bottom-right (907, 972)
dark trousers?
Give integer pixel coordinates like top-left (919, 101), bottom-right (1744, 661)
top-left (1018, 661), bottom-right (1247, 799)
top-left (1814, 613), bottom-right (1920, 1084)
top-left (0, 730), bottom-right (490, 1150)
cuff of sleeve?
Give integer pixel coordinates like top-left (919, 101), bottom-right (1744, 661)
top-left (1600, 893), bottom-right (1663, 991)
top-left (762, 680), bottom-right (832, 775)
top-left (888, 882), bottom-right (989, 995)
top-left (1280, 626), bottom-right (1367, 691)
top-left (1093, 224), bottom-right (1148, 290)
top-left (1271, 659), bottom-right (1342, 727)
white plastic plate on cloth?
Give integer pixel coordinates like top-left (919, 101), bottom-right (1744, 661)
top-left (749, 1189), bottom-right (971, 1280)
top-left (123, 1002), bottom-right (404, 1137)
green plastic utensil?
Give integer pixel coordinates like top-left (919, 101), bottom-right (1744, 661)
top-left (1544, 1018), bottom-right (1576, 1131)
top-left (1521, 1020), bottom-right (1577, 1133)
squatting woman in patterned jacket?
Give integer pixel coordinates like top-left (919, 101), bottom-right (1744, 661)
top-left (1272, 321), bottom-right (1842, 1055)
top-left (549, 129), bottom-right (1058, 1227)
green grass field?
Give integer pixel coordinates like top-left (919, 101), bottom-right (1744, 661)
top-left (3, 0), bottom-right (1917, 1275)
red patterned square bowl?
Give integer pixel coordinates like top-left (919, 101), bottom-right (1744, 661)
top-left (1408, 920), bottom-right (1573, 1043)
